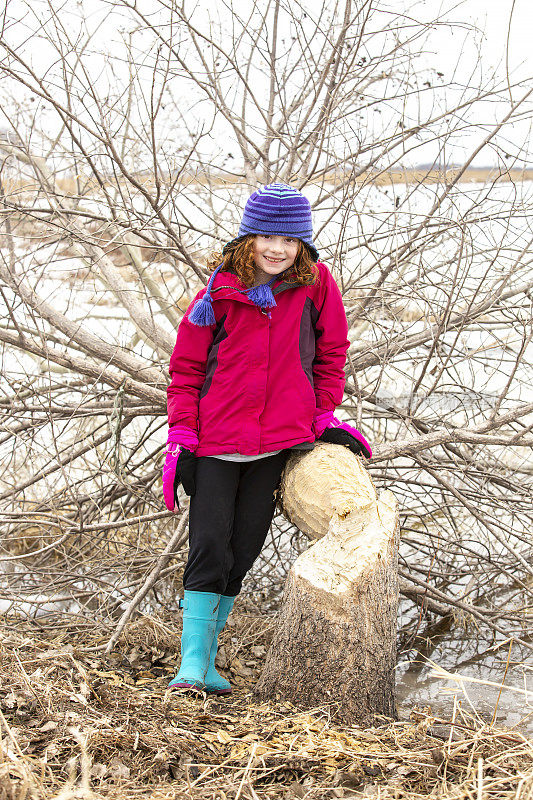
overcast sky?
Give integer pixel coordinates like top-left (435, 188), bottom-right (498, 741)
top-left (9, 0), bottom-right (530, 81)
top-left (427, 0), bottom-right (531, 91)
top-left (456, 0), bottom-right (531, 76)
top-left (3, 0), bottom-right (532, 166)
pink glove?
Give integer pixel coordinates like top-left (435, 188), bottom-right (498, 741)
top-left (313, 411), bottom-right (372, 459)
top-left (162, 426), bottom-right (199, 512)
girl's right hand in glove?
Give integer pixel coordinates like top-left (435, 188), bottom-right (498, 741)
top-left (162, 426), bottom-right (199, 512)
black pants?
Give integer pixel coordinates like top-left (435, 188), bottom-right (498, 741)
top-left (183, 452), bottom-right (288, 597)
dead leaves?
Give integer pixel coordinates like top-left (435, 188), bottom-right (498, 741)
top-left (1, 619), bottom-right (532, 800)
top-left (0, 763), bottom-right (32, 800)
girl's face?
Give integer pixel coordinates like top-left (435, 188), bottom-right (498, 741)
top-left (252, 234), bottom-right (299, 282)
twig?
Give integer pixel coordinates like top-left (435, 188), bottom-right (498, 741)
top-left (105, 507), bottom-right (189, 653)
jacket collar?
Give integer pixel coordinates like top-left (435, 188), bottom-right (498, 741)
top-left (209, 270), bottom-right (301, 304)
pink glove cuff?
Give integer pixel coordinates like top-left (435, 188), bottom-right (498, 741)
top-left (167, 425), bottom-right (199, 453)
top-left (312, 410), bottom-right (335, 438)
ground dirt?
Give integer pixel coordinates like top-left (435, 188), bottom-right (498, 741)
top-left (1, 612), bottom-right (531, 800)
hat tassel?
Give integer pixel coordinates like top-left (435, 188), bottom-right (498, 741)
top-left (247, 281), bottom-right (277, 309)
top-left (189, 292), bottom-right (216, 326)
top-left (189, 264), bottom-right (224, 327)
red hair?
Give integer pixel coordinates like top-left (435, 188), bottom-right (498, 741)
top-left (206, 235), bottom-right (318, 287)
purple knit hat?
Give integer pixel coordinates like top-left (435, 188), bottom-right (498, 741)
top-left (223, 183), bottom-right (319, 262)
top-left (189, 184), bottom-right (317, 327)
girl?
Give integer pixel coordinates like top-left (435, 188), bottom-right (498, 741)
top-left (163, 183), bottom-right (372, 695)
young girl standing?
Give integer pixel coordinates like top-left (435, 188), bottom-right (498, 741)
top-left (163, 184), bottom-right (371, 694)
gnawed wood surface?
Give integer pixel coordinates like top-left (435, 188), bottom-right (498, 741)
top-left (255, 444), bottom-right (400, 725)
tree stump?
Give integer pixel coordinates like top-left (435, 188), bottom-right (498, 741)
top-left (255, 443), bottom-right (400, 725)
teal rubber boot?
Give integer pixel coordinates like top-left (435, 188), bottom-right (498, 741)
top-left (168, 590), bottom-right (220, 692)
top-left (204, 595), bottom-right (235, 695)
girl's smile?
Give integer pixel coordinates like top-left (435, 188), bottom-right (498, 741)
top-left (253, 234), bottom-right (299, 283)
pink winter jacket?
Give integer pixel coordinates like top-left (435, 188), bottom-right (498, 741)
top-left (167, 261), bottom-right (349, 457)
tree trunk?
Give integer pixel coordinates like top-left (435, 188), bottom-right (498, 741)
top-left (255, 443), bottom-right (400, 725)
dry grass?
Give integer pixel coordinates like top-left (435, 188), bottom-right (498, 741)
top-left (1, 613), bottom-right (532, 800)
top-left (3, 167), bottom-right (533, 207)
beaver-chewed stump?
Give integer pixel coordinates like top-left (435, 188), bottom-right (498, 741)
top-left (255, 443), bottom-right (399, 725)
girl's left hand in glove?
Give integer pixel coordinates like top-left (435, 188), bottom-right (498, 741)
top-left (313, 412), bottom-right (372, 459)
